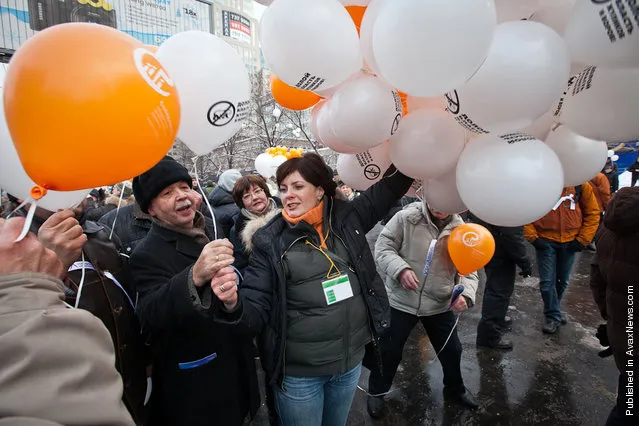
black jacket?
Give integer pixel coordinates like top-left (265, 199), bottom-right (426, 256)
top-left (208, 186), bottom-right (240, 238)
top-left (221, 169), bottom-right (413, 385)
top-left (130, 221), bottom-right (259, 426)
top-left (99, 204), bottom-right (152, 256)
top-left (470, 215), bottom-right (532, 272)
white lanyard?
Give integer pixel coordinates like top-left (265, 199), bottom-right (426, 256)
top-left (552, 193), bottom-right (576, 211)
top-left (68, 261), bottom-right (135, 309)
top-left (422, 239), bottom-right (437, 277)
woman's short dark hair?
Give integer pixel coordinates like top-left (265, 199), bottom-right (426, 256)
top-left (276, 153), bottom-right (337, 197)
top-left (232, 175), bottom-right (272, 208)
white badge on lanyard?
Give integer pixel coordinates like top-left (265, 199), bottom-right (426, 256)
top-left (322, 275), bottom-right (354, 306)
top-left (423, 239), bottom-right (437, 278)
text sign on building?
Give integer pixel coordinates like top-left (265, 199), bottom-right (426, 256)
top-left (0, 0), bottom-right (212, 50)
top-left (221, 10), bottom-right (251, 43)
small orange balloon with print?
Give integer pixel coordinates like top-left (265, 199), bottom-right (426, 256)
top-left (3, 23), bottom-right (181, 191)
top-left (271, 75), bottom-right (321, 111)
top-left (447, 223), bottom-right (495, 275)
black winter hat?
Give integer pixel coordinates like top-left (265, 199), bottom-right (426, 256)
top-left (133, 156), bottom-right (192, 213)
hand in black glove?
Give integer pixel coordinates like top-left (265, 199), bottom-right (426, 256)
top-left (519, 265), bottom-right (533, 278)
top-left (532, 238), bottom-right (550, 250)
top-left (567, 239), bottom-right (586, 252)
top-left (596, 324), bottom-right (613, 358)
top-left (596, 323), bottom-right (609, 346)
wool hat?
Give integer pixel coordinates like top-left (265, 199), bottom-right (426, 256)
top-left (133, 156), bottom-right (192, 213)
top-left (218, 169), bottom-right (242, 192)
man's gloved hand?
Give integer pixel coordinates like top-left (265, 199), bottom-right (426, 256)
top-left (596, 323), bottom-right (613, 358)
top-left (519, 265), bottom-right (533, 278)
top-left (567, 239), bottom-right (586, 252)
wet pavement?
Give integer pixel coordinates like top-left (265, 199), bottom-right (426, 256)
top-left (252, 225), bottom-right (619, 426)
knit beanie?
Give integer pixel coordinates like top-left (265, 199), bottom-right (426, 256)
top-left (218, 169), bottom-right (242, 192)
top-left (133, 156), bottom-right (192, 213)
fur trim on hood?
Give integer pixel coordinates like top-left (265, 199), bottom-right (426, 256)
top-left (241, 208), bottom-right (281, 252)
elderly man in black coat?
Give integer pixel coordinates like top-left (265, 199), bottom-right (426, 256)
top-left (130, 156), bottom-right (259, 426)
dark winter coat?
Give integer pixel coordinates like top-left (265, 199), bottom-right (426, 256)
top-left (99, 204), bottom-right (152, 257)
top-left (207, 186), bottom-right (240, 238)
top-left (603, 162), bottom-right (619, 193)
top-left (590, 187), bottom-right (639, 372)
top-left (470, 214), bottom-right (532, 272)
top-left (220, 169), bottom-right (413, 385)
top-left (130, 220), bottom-right (259, 426)
top-left (65, 221), bottom-right (148, 424)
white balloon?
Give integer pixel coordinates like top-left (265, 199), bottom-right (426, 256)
top-left (157, 31), bottom-right (250, 156)
top-left (405, 95), bottom-right (446, 113)
top-left (372, 0), bottom-right (497, 97)
top-left (554, 67), bottom-right (639, 142)
top-left (255, 0), bottom-right (275, 5)
top-left (339, 0), bottom-right (371, 5)
top-left (309, 101), bottom-right (326, 143)
top-left (316, 103), bottom-right (364, 154)
top-left (446, 21), bottom-right (570, 135)
top-left (456, 132), bottom-right (564, 226)
top-left (255, 153), bottom-right (274, 177)
top-left (608, 149), bottom-right (615, 158)
top-left (0, 88), bottom-right (89, 212)
top-left (545, 125), bottom-right (608, 186)
top-left (522, 109), bottom-right (556, 141)
top-left (360, 0), bottom-right (388, 75)
top-left (313, 71), bottom-right (362, 98)
top-left (424, 168), bottom-right (468, 215)
top-left (564, 0), bottom-right (639, 69)
top-left (612, 154), bottom-right (620, 162)
top-left (260, 0), bottom-right (362, 92)
top-left (330, 75), bottom-right (402, 148)
top-left (530, 0), bottom-right (577, 35)
top-left (494, 0), bottom-right (539, 22)
top-left (336, 143), bottom-right (391, 190)
top-left (268, 155), bottom-right (288, 178)
top-left (390, 109), bottom-right (465, 179)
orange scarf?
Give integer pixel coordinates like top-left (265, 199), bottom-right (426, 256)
top-left (283, 200), bottom-right (327, 248)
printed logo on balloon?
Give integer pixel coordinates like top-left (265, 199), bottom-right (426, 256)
top-left (133, 48), bottom-right (174, 97)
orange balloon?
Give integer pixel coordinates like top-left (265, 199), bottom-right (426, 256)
top-left (271, 76), bottom-right (321, 111)
top-left (144, 44), bottom-right (158, 53)
top-left (447, 224), bottom-right (495, 275)
top-left (345, 6), bottom-right (367, 36)
top-left (398, 91), bottom-right (409, 116)
top-left (3, 23), bottom-right (180, 191)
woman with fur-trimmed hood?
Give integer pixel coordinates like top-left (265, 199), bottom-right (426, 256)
top-left (230, 175), bottom-right (282, 275)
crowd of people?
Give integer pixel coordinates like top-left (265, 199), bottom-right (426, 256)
top-left (0, 153), bottom-right (635, 426)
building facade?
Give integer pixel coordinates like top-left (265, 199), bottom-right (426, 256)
top-left (0, 0), bottom-right (262, 70)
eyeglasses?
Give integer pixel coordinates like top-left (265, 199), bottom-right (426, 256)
top-left (242, 188), bottom-right (265, 202)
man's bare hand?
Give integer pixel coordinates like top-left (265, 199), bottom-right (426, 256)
top-left (192, 239), bottom-right (234, 287)
top-left (0, 217), bottom-right (63, 277)
top-left (38, 209), bottom-right (87, 273)
top-left (211, 266), bottom-right (238, 311)
top-left (399, 268), bottom-right (420, 290)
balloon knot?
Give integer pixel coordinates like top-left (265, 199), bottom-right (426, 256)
top-left (30, 186), bottom-right (47, 200)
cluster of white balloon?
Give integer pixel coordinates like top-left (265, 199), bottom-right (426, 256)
top-left (259, 0), bottom-right (638, 227)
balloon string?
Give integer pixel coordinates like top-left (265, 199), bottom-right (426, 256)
top-left (14, 200), bottom-right (37, 242)
top-left (74, 251), bottom-right (86, 309)
top-left (7, 199), bottom-right (30, 219)
top-left (109, 183), bottom-right (127, 241)
top-left (192, 156), bottom-right (218, 240)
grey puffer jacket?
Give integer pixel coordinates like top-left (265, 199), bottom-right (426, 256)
top-left (375, 202), bottom-right (478, 317)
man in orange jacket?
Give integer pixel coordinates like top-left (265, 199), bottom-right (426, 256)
top-left (524, 183), bottom-right (600, 334)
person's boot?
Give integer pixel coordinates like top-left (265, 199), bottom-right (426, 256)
top-left (445, 389), bottom-right (480, 409)
top-left (367, 396), bottom-right (386, 419)
top-left (559, 312), bottom-right (568, 325)
top-left (477, 338), bottom-right (514, 351)
top-left (542, 319), bottom-right (560, 334)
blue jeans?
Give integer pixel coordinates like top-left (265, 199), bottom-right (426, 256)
top-left (273, 362), bottom-right (362, 426)
top-left (535, 241), bottom-right (576, 322)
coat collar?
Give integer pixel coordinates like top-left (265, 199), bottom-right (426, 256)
top-left (404, 202), bottom-right (464, 236)
top-left (149, 223), bottom-right (204, 259)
